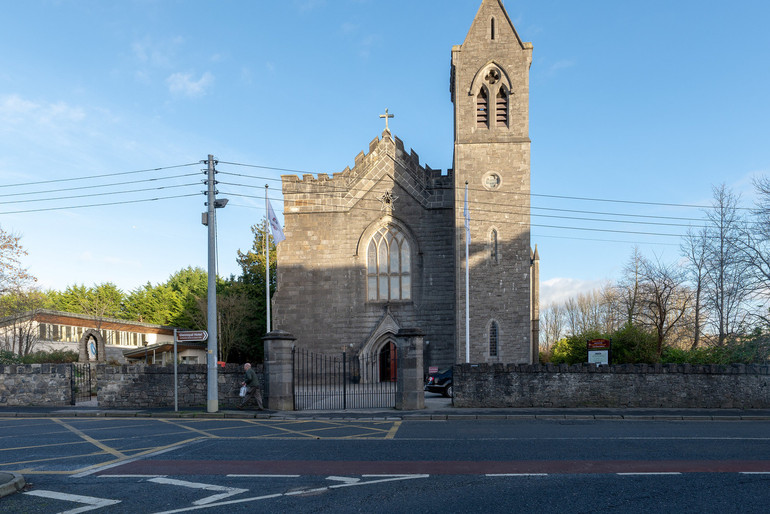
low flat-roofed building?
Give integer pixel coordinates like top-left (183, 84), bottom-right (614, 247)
top-left (0, 309), bottom-right (206, 364)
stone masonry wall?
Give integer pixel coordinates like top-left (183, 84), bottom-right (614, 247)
top-left (274, 131), bottom-right (456, 369)
top-left (451, 1), bottom-right (535, 365)
top-left (0, 364), bottom-right (72, 406)
top-left (96, 363), bottom-right (264, 409)
top-left (454, 363), bottom-right (770, 409)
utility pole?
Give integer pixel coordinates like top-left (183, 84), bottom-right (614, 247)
top-left (202, 155), bottom-right (227, 413)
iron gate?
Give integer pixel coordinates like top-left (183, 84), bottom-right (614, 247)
top-left (71, 363), bottom-right (92, 405)
top-left (293, 348), bottom-right (396, 410)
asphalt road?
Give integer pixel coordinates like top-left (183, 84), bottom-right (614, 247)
top-left (1, 416), bottom-right (769, 512)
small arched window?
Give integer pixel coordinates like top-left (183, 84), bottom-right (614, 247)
top-left (491, 18), bottom-right (496, 40)
top-left (367, 226), bottom-right (411, 301)
top-left (476, 87), bottom-right (489, 128)
top-left (496, 86), bottom-right (508, 127)
top-left (490, 229), bottom-right (499, 263)
top-left (489, 321), bottom-right (499, 357)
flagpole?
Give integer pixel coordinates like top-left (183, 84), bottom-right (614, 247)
top-left (464, 181), bottom-right (470, 364)
top-left (265, 184), bottom-right (271, 334)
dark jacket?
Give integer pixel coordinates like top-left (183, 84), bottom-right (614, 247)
top-left (244, 367), bottom-right (258, 387)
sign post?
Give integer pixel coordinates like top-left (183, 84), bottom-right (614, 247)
top-left (587, 338), bottom-right (611, 365)
top-left (173, 330), bottom-right (208, 411)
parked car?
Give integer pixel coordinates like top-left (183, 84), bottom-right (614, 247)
top-left (424, 368), bottom-right (453, 398)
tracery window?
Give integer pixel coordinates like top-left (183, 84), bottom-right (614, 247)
top-left (367, 226), bottom-right (411, 301)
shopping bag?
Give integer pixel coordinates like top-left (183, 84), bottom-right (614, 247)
top-left (239, 385), bottom-right (247, 397)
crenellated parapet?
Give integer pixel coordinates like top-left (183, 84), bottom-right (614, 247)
top-left (282, 130), bottom-right (453, 214)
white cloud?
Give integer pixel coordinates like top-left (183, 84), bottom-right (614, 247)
top-left (166, 72), bottom-right (215, 98)
top-left (547, 59), bottom-right (576, 76)
top-left (132, 35), bottom-right (184, 68)
top-left (0, 95), bottom-right (85, 125)
top-left (295, 0), bottom-right (326, 13)
top-left (540, 277), bottom-right (607, 307)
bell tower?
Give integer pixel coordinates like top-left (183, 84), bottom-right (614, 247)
top-left (452, 0), bottom-right (535, 364)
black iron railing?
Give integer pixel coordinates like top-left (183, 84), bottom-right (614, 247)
top-left (293, 348), bottom-right (396, 410)
top-left (71, 363), bottom-right (92, 405)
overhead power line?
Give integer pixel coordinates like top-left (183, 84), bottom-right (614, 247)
top-left (0, 193), bottom-right (202, 216)
top-left (217, 161), bottom-right (755, 211)
top-left (0, 162), bottom-right (200, 189)
top-left (219, 190), bottom-right (686, 239)
top-left (0, 182), bottom-right (200, 205)
top-left (0, 173), bottom-right (200, 199)
top-left (217, 179), bottom-right (708, 228)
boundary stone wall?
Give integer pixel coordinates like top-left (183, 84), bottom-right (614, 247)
top-left (454, 363), bottom-right (770, 409)
top-left (96, 363), bottom-right (264, 409)
top-left (0, 364), bottom-right (72, 406)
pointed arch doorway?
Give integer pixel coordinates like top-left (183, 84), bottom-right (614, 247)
top-left (378, 340), bottom-right (398, 382)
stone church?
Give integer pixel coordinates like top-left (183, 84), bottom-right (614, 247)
top-left (273, 0), bottom-right (539, 371)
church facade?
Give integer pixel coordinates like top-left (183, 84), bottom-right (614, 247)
top-left (272, 0), bottom-right (539, 371)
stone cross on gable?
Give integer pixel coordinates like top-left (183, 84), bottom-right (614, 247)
top-left (379, 108), bottom-right (394, 132)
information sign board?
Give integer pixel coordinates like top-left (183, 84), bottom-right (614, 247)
top-left (587, 338), bottom-right (611, 365)
top-left (176, 330), bottom-right (209, 342)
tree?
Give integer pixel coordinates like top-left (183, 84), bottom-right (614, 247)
top-left (0, 229), bottom-right (42, 356)
top-left (0, 289), bottom-right (46, 356)
top-left (81, 283), bottom-right (125, 321)
top-left (165, 267), bottom-right (208, 328)
top-left (124, 282), bottom-right (183, 325)
top-left (681, 226), bottom-right (709, 348)
top-left (739, 175), bottom-right (770, 326)
top-left (0, 228), bottom-right (36, 292)
top-left (703, 184), bottom-right (752, 344)
top-left (636, 254), bottom-right (691, 358)
top-left (234, 220), bottom-right (278, 358)
top-left (237, 220), bottom-right (277, 290)
top-left (564, 290), bottom-right (606, 336)
top-left (539, 303), bottom-right (565, 355)
top-left (617, 247), bottom-right (644, 326)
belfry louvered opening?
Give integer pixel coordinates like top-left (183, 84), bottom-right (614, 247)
top-left (496, 86), bottom-right (508, 127)
top-left (476, 87), bottom-right (489, 128)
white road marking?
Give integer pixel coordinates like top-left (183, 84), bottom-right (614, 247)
top-left (152, 474), bottom-right (429, 513)
top-left (326, 475), bottom-right (361, 484)
top-left (104, 475), bottom-right (166, 478)
top-left (24, 490), bottom-right (121, 514)
top-left (617, 472), bottom-right (682, 476)
top-left (486, 473), bottom-right (549, 477)
top-left (226, 474), bottom-right (300, 478)
top-left (71, 438), bottom-right (204, 478)
top-left (149, 477), bottom-right (248, 505)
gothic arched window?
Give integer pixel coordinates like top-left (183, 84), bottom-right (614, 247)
top-left (476, 86), bottom-right (489, 128)
top-left (489, 321), bottom-right (499, 357)
top-left (496, 86), bottom-right (509, 127)
top-left (367, 226), bottom-right (411, 301)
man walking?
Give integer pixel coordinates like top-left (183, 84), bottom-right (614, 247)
top-left (238, 362), bottom-right (264, 410)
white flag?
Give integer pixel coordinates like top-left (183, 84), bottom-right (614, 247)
top-left (463, 183), bottom-right (470, 244)
top-left (267, 199), bottom-right (286, 243)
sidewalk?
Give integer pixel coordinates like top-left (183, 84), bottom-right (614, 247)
top-left (2, 400), bottom-right (770, 422)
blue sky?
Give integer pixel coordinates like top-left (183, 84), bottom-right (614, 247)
top-left (1, 0), bottom-right (768, 306)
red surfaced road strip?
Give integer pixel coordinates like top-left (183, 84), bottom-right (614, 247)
top-left (103, 460), bottom-right (770, 475)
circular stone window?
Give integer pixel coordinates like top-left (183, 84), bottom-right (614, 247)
top-left (483, 173), bottom-right (501, 190)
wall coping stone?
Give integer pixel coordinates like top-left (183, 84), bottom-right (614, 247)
top-left (456, 362), bottom-right (770, 375)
